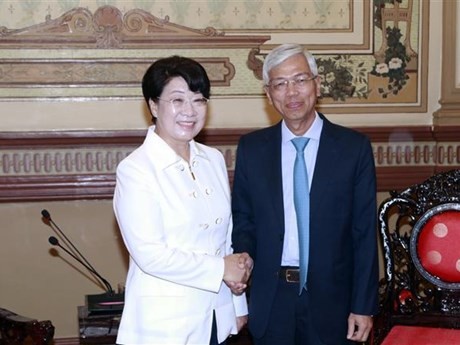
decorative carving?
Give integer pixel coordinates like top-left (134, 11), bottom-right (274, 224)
top-left (0, 58), bottom-right (235, 88)
top-left (2, 137), bottom-right (457, 178)
top-left (0, 127), bottom-right (459, 202)
top-left (0, 6), bottom-right (227, 49)
top-left (374, 169), bottom-right (460, 344)
top-left (0, 5), bottom-right (270, 49)
top-left (0, 307), bottom-right (54, 345)
top-left (0, 129), bottom-right (244, 202)
top-left (247, 48), bottom-right (264, 81)
top-left (0, 5), bottom-right (269, 99)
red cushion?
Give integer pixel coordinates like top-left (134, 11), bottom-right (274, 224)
top-left (382, 325), bottom-right (460, 345)
top-left (417, 210), bottom-right (460, 283)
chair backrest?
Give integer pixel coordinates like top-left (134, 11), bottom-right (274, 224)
top-left (374, 169), bottom-right (460, 342)
top-left (0, 308), bottom-right (54, 345)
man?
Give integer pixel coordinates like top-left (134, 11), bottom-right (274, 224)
top-left (231, 43), bottom-right (378, 344)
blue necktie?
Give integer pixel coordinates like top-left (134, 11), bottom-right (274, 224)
top-left (292, 137), bottom-right (310, 294)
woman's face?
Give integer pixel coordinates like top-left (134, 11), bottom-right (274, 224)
top-left (150, 76), bottom-right (208, 149)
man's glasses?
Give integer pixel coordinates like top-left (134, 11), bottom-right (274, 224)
top-left (157, 96), bottom-right (209, 111)
top-left (267, 74), bottom-right (317, 93)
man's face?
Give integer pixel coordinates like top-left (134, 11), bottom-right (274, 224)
top-left (265, 53), bottom-right (321, 134)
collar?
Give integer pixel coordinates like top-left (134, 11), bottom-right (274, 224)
top-left (281, 111), bottom-right (323, 143)
top-left (143, 126), bottom-right (209, 170)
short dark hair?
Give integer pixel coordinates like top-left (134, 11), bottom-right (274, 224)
top-left (142, 56), bottom-right (210, 106)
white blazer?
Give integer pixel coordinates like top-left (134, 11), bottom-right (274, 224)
top-left (113, 126), bottom-right (247, 345)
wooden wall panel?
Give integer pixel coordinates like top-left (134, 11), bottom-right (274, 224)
top-left (434, 0), bottom-right (460, 125)
top-left (1, 126), bottom-right (459, 202)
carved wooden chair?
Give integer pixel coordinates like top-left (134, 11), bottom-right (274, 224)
top-left (372, 169), bottom-right (460, 345)
top-left (0, 308), bottom-right (54, 345)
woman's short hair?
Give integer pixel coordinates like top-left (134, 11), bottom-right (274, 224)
top-left (262, 44), bottom-right (318, 85)
top-left (142, 56), bottom-right (210, 106)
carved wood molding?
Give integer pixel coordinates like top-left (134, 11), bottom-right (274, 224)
top-left (247, 48), bottom-right (264, 80)
top-left (0, 5), bottom-right (268, 49)
top-left (0, 57), bottom-right (236, 88)
top-left (0, 5), bottom-right (270, 98)
top-left (1, 126), bottom-right (459, 202)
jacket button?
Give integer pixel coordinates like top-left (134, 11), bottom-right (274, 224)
top-left (215, 218), bottom-right (222, 224)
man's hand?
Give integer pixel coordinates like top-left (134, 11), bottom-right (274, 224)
top-left (223, 252), bottom-right (253, 294)
top-left (347, 313), bottom-right (373, 342)
top-left (236, 315), bottom-right (248, 332)
top-left (238, 252), bottom-right (254, 279)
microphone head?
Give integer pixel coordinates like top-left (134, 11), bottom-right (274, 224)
top-left (41, 209), bottom-right (51, 220)
top-left (48, 236), bottom-right (59, 246)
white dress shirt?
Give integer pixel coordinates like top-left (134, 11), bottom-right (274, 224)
top-left (281, 113), bottom-right (323, 267)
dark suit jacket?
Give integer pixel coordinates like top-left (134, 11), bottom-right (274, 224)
top-left (231, 114), bottom-right (379, 344)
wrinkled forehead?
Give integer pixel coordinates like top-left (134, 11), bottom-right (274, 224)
top-left (268, 54), bottom-right (312, 80)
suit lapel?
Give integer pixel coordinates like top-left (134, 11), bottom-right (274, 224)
top-left (261, 123), bottom-right (285, 233)
top-left (310, 115), bottom-right (340, 209)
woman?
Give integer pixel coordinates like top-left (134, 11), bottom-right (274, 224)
top-left (113, 56), bottom-right (251, 345)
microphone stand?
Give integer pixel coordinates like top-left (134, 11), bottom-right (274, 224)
top-left (43, 210), bottom-right (124, 315)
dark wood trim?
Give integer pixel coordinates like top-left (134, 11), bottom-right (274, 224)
top-left (54, 337), bottom-right (79, 345)
top-left (354, 126), bottom-right (434, 142)
top-left (376, 166), bottom-right (436, 194)
top-left (0, 174), bottom-right (115, 202)
top-left (0, 128), bottom-right (251, 147)
top-left (0, 125), bottom-right (443, 146)
top-left (0, 130), bottom-right (145, 147)
top-left (1, 126), bottom-right (459, 202)
top-left (433, 125), bottom-right (460, 141)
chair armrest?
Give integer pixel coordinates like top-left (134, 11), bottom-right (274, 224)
top-left (0, 307), bottom-right (54, 345)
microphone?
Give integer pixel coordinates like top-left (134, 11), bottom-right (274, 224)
top-left (48, 236), bottom-right (113, 294)
top-left (42, 210), bottom-right (124, 315)
top-left (42, 209), bottom-right (99, 276)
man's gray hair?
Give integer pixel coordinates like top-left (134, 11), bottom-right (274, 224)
top-left (262, 43), bottom-right (318, 85)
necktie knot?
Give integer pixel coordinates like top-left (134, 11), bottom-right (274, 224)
top-left (292, 137), bottom-right (310, 153)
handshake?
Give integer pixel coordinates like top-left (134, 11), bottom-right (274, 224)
top-left (223, 252), bottom-right (253, 295)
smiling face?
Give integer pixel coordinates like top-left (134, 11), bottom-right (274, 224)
top-left (265, 53), bottom-right (321, 136)
top-left (150, 76), bottom-right (207, 153)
